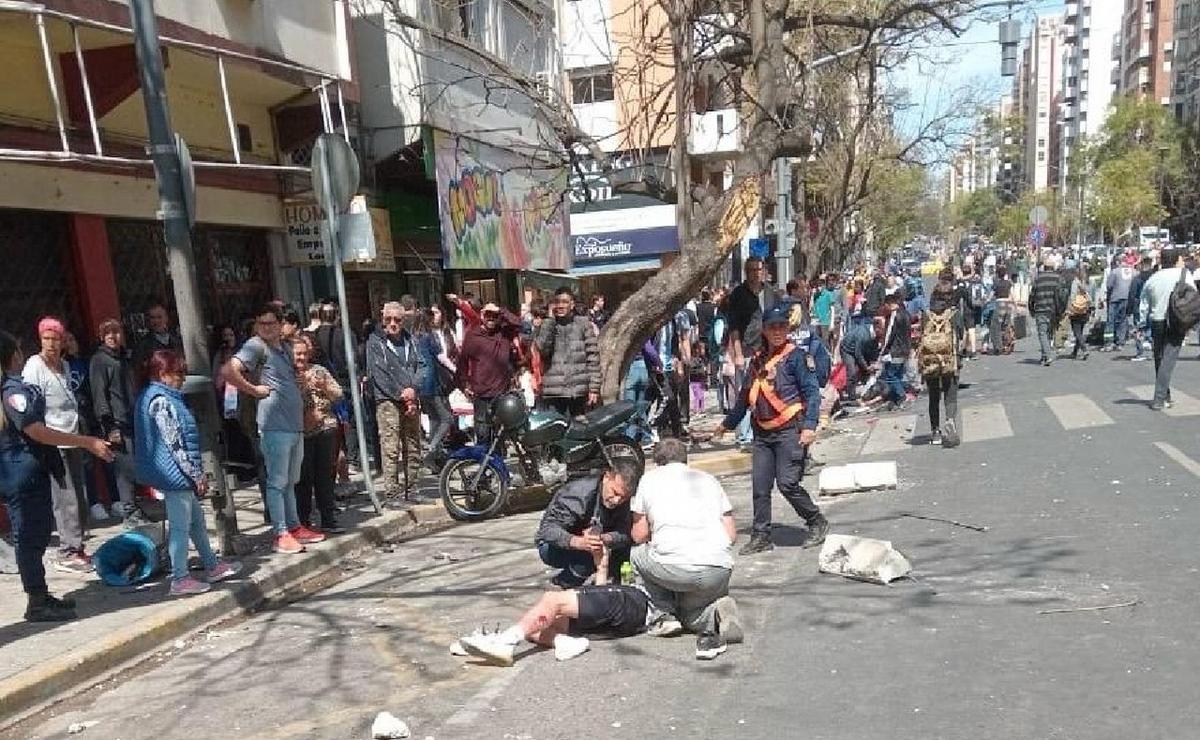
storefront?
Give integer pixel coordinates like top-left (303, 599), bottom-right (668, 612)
top-left (0, 209), bottom-right (80, 345)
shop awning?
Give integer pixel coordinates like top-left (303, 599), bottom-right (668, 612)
top-left (568, 258), bottom-right (662, 276)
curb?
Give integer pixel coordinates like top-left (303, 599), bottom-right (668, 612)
top-left (0, 503), bottom-right (453, 729)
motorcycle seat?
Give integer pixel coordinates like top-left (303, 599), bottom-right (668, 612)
top-left (566, 400), bottom-right (637, 440)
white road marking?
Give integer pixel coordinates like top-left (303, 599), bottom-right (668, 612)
top-left (1044, 394), bottom-right (1114, 430)
top-left (860, 414), bottom-right (917, 455)
top-left (960, 403), bottom-right (1013, 443)
top-left (1128, 386), bottom-right (1200, 417)
top-left (1154, 442), bottom-right (1200, 479)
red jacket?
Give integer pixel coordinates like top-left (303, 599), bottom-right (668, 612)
top-left (456, 308), bottom-right (521, 397)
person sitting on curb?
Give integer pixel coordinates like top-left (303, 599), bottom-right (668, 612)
top-left (534, 459), bottom-right (640, 588)
top-left (631, 437), bottom-right (743, 661)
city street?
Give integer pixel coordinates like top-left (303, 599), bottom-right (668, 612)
top-left (7, 340), bottom-right (1200, 740)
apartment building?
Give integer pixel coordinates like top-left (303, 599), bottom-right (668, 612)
top-left (0, 0), bottom-right (356, 344)
top-left (1022, 15), bottom-right (1062, 192)
top-left (1173, 0), bottom-right (1200, 124)
top-left (1116, 0), bottom-right (1175, 103)
top-left (1059, 0), bottom-right (1121, 191)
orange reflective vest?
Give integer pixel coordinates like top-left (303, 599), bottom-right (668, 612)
top-left (747, 343), bottom-right (805, 430)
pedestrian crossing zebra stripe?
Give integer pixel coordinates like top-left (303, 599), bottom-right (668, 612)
top-left (860, 415), bottom-right (916, 455)
top-left (959, 403), bottom-right (1012, 443)
top-left (1127, 386), bottom-right (1200, 417)
top-left (1044, 394), bottom-right (1115, 429)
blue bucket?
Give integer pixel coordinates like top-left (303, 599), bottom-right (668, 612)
top-left (94, 531), bottom-right (160, 587)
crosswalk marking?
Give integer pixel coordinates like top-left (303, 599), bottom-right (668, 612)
top-left (960, 403), bottom-right (1013, 444)
top-left (860, 415), bottom-right (916, 455)
top-left (1127, 386), bottom-right (1200, 417)
top-left (1155, 442), bottom-right (1200, 478)
top-left (1044, 394), bottom-right (1115, 429)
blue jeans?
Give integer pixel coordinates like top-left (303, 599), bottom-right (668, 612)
top-left (259, 430), bottom-right (303, 534)
top-left (1107, 299), bottom-right (1128, 346)
top-left (733, 368), bottom-right (753, 444)
top-left (538, 541), bottom-right (598, 586)
top-left (883, 361), bottom-right (907, 404)
top-left (163, 490), bottom-right (218, 581)
top-left (623, 358), bottom-right (653, 444)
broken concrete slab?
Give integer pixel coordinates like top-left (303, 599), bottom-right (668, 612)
top-left (818, 534), bottom-right (912, 585)
top-left (371, 711), bottom-right (411, 738)
top-left (817, 461), bottom-right (898, 495)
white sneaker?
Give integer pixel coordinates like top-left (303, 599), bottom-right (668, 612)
top-left (553, 635), bottom-right (590, 661)
top-left (89, 503), bottom-right (110, 522)
top-left (459, 633), bottom-right (515, 667)
top-left (646, 614), bottom-right (684, 637)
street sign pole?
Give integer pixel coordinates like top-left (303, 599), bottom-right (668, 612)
top-left (313, 135), bottom-right (381, 514)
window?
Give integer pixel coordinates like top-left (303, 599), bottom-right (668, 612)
top-left (1038, 138), bottom-right (1046, 147)
top-left (571, 68), bottom-right (614, 104)
top-left (1038, 151), bottom-right (1046, 161)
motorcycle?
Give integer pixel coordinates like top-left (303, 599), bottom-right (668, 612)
top-left (438, 392), bottom-right (645, 521)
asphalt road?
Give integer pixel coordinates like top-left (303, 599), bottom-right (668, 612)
top-left (8, 336), bottom-right (1200, 740)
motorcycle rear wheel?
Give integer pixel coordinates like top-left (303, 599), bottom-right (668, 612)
top-left (439, 458), bottom-right (510, 521)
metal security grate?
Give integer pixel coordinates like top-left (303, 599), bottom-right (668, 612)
top-left (0, 210), bottom-right (79, 347)
top-left (107, 218), bottom-right (173, 342)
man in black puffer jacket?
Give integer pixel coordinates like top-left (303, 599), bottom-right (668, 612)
top-left (88, 319), bottom-right (141, 524)
top-left (534, 287), bottom-right (600, 417)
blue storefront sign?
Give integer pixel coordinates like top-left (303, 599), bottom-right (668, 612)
top-left (570, 202), bottom-right (679, 264)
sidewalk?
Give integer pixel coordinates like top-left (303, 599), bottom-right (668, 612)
top-left (0, 439), bottom-right (758, 727)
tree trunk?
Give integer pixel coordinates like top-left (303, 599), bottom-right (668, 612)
top-left (598, 177), bottom-right (762, 400)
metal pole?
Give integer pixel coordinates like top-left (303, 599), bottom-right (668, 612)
top-left (71, 24), bottom-right (103, 156)
top-left (35, 13), bottom-right (70, 153)
top-left (317, 147), bottom-right (382, 514)
top-left (128, 0), bottom-right (239, 545)
top-left (335, 81), bottom-right (350, 144)
top-left (217, 56), bottom-right (241, 164)
top-left (318, 81), bottom-right (334, 133)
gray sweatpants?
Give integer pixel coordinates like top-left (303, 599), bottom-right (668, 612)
top-left (51, 447), bottom-right (87, 552)
top-left (632, 544), bottom-right (731, 633)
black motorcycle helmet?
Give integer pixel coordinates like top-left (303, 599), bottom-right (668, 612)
top-left (492, 393), bottom-right (528, 429)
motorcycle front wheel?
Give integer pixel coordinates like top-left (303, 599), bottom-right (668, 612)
top-left (439, 458), bottom-right (510, 521)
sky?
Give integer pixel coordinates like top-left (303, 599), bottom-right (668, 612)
top-left (891, 0), bottom-right (1067, 147)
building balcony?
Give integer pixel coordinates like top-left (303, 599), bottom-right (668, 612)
top-left (693, 14), bottom-right (738, 61)
top-left (689, 108), bottom-right (741, 157)
top-left (1065, 1), bottom-right (1079, 21)
top-left (572, 101), bottom-right (619, 152)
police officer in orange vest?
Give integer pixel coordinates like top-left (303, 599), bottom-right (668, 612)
top-left (714, 303), bottom-right (828, 555)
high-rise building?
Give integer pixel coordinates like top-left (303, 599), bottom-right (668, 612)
top-left (1116, 0), bottom-right (1175, 103)
top-left (1059, 0), bottom-right (1122, 191)
top-left (1173, 0), bottom-right (1200, 124)
top-left (1022, 16), bottom-right (1063, 192)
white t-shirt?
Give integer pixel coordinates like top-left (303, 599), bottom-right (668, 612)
top-left (631, 463), bottom-right (733, 569)
top-left (22, 353), bottom-right (79, 442)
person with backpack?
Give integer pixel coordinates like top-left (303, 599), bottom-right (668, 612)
top-left (712, 304), bottom-right (827, 555)
top-left (964, 269), bottom-right (990, 360)
top-left (1065, 265), bottom-right (1093, 361)
top-left (1140, 248), bottom-right (1196, 410)
top-left (917, 281), bottom-right (960, 447)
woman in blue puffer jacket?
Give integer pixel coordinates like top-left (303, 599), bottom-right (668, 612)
top-left (134, 350), bottom-right (241, 597)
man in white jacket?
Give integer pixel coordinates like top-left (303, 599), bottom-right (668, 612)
top-left (1139, 247), bottom-right (1189, 410)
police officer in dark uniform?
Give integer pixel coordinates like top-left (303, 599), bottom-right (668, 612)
top-left (0, 330), bottom-right (113, 622)
top-left (714, 304), bottom-right (829, 555)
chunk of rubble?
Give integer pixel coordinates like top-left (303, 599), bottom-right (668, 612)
top-left (818, 534), bottom-right (912, 585)
top-left (817, 461), bottom-right (898, 495)
top-left (372, 711), bottom-right (411, 739)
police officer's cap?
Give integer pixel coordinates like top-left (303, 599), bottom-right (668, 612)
top-left (763, 304), bottom-right (790, 325)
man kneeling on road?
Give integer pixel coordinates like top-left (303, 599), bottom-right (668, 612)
top-left (632, 438), bottom-right (743, 661)
top-left (535, 459), bottom-right (639, 588)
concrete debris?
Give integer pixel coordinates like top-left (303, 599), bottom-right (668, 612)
top-left (371, 711), bottom-right (411, 739)
top-left (449, 640), bottom-right (468, 656)
top-left (818, 534), bottom-right (912, 585)
top-left (433, 552), bottom-right (461, 562)
top-left (817, 461), bottom-right (898, 494)
top-left (67, 721), bottom-right (100, 734)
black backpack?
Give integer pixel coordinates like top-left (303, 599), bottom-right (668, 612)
top-left (1169, 268), bottom-right (1200, 332)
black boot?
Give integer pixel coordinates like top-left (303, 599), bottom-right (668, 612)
top-left (46, 593), bottom-right (76, 609)
top-left (803, 515), bottom-right (830, 549)
top-left (25, 592), bottom-right (77, 623)
top-left (739, 532), bottom-right (775, 555)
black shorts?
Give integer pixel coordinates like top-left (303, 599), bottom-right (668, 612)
top-left (569, 585), bottom-right (649, 637)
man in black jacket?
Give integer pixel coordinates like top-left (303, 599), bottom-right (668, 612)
top-left (89, 319), bottom-right (142, 525)
top-left (1030, 259), bottom-right (1065, 366)
top-left (535, 459), bottom-right (641, 588)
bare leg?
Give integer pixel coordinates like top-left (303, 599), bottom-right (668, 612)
top-left (517, 591), bottom-right (579, 647)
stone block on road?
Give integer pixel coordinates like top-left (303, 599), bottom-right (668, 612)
top-left (818, 534), bottom-right (912, 585)
top-left (817, 461), bottom-right (898, 494)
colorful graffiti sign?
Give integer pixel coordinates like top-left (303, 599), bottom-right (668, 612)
top-left (434, 130), bottom-right (569, 270)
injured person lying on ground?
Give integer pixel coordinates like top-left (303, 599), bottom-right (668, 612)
top-left (454, 583), bottom-right (651, 666)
